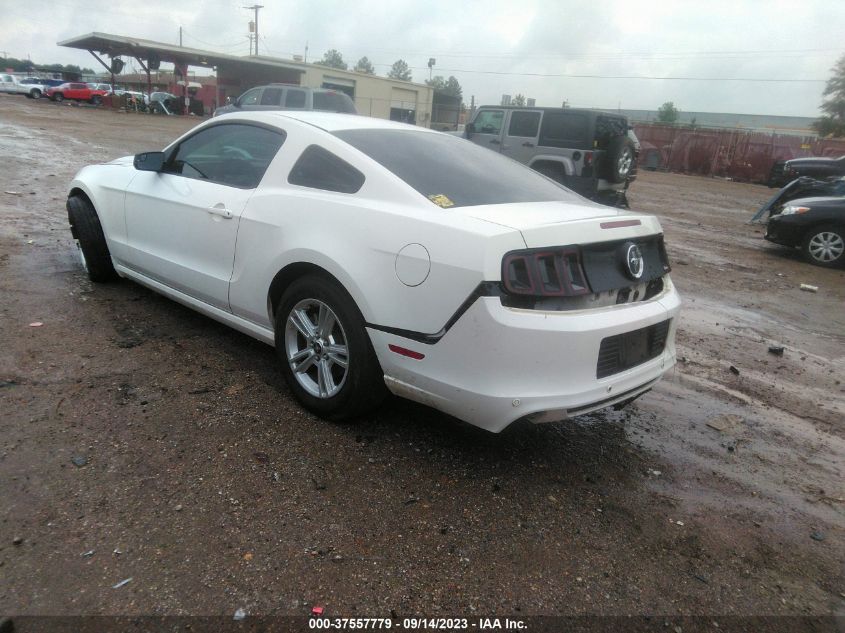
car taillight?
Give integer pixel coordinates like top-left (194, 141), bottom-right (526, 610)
top-left (502, 247), bottom-right (591, 297)
top-left (583, 151), bottom-right (593, 167)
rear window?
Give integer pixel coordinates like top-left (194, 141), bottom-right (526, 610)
top-left (313, 91), bottom-right (356, 113)
top-left (334, 129), bottom-right (579, 208)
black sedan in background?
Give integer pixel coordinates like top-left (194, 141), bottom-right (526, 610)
top-left (768, 155), bottom-right (845, 188)
top-left (765, 196), bottom-right (845, 267)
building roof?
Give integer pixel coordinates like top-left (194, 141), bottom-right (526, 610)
top-left (57, 32), bottom-right (305, 75)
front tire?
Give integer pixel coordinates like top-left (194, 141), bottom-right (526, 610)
top-left (274, 275), bottom-right (386, 421)
top-left (52, 93), bottom-right (63, 102)
top-left (67, 196), bottom-right (118, 282)
top-left (802, 225), bottom-right (845, 268)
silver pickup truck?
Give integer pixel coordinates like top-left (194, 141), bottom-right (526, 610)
top-left (457, 106), bottom-right (639, 207)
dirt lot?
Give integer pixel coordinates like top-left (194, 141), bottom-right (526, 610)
top-left (1, 95), bottom-right (843, 625)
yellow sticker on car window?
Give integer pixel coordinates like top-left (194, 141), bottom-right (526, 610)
top-left (428, 194), bottom-right (454, 208)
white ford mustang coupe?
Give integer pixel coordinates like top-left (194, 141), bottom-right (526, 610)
top-left (67, 111), bottom-right (680, 432)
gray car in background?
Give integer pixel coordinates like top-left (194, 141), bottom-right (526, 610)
top-left (214, 84), bottom-right (357, 117)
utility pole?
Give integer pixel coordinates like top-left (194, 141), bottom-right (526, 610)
top-left (179, 26), bottom-right (182, 46)
top-left (243, 5), bottom-right (264, 55)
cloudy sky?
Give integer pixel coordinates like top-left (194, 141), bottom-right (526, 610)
top-left (3, 0), bottom-right (843, 117)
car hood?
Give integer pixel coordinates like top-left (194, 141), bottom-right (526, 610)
top-left (106, 155), bottom-right (136, 166)
top-left (787, 156), bottom-right (844, 167)
top-left (786, 195), bottom-right (845, 209)
top-left (455, 200), bottom-right (662, 248)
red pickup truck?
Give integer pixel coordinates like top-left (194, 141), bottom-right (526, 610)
top-left (45, 83), bottom-right (107, 104)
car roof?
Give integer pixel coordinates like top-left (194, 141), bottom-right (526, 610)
top-left (221, 110), bottom-right (438, 134)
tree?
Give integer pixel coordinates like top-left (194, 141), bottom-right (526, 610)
top-left (657, 101), bottom-right (680, 124)
top-left (512, 94), bottom-right (526, 107)
top-left (812, 53), bottom-right (845, 137)
top-left (426, 75), bottom-right (446, 90)
top-left (443, 76), bottom-right (462, 101)
top-left (354, 56), bottom-right (375, 74)
top-left (387, 59), bottom-right (412, 81)
top-left (427, 75), bottom-right (462, 100)
top-left (317, 49), bottom-right (347, 70)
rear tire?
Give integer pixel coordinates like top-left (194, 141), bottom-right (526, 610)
top-left (802, 225), bottom-right (845, 268)
top-left (90, 95), bottom-right (102, 105)
top-left (67, 196), bottom-right (118, 282)
top-left (274, 274), bottom-right (386, 421)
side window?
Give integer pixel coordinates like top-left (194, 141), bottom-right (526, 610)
top-left (260, 87), bottom-right (283, 105)
top-left (507, 111), bottom-right (541, 137)
top-left (73, 83), bottom-right (87, 90)
top-left (166, 124), bottom-right (286, 189)
top-left (539, 112), bottom-right (588, 148)
top-left (288, 145), bottom-right (365, 194)
top-left (238, 88), bottom-right (262, 106)
top-left (285, 89), bottom-right (306, 108)
top-left (473, 110), bottom-right (504, 134)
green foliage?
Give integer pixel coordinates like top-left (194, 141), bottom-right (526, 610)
top-left (387, 59), bottom-right (412, 81)
top-left (657, 101), bottom-right (679, 124)
top-left (317, 49), bottom-right (347, 70)
top-left (813, 53), bottom-right (845, 137)
top-left (427, 75), bottom-right (462, 100)
top-left (354, 56), bottom-right (374, 74)
top-left (512, 94), bottom-right (526, 107)
top-left (426, 75), bottom-right (446, 90)
top-left (0, 57), bottom-right (93, 75)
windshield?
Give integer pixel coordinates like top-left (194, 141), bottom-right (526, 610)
top-left (334, 129), bottom-right (580, 208)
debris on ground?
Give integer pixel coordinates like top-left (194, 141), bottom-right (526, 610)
top-left (111, 578), bottom-right (132, 589)
top-left (4, 191), bottom-right (23, 196)
top-left (13, 536), bottom-right (23, 546)
top-left (768, 345), bottom-right (785, 356)
top-left (810, 531), bottom-right (825, 542)
top-left (799, 284), bottom-right (818, 293)
top-left (729, 365), bottom-right (740, 375)
top-left (81, 550), bottom-right (95, 557)
top-left (71, 456), bottom-right (88, 467)
top-left (233, 608), bottom-right (247, 621)
top-left (311, 606), bottom-right (324, 616)
top-left (706, 414), bottom-right (744, 432)
top-left (28, 322), bottom-right (43, 328)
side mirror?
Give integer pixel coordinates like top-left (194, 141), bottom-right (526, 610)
top-left (465, 122), bottom-right (475, 139)
top-left (134, 151), bottom-right (165, 172)
top-left (234, 96), bottom-right (242, 108)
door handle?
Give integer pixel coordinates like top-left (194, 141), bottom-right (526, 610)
top-left (522, 141), bottom-right (535, 147)
top-left (208, 205), bottom-right (233, 219)
top-left (489, 139), bottom-right (501, 145)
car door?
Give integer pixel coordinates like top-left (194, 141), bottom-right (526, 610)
top-left (123, 122), bottom-right (286, 310)
top-left (236, 87), bottom-right (263, 112)
top-left (468, 109), bottom-right (505, 152)
top-left (500, 110), bottom-right (542, 164)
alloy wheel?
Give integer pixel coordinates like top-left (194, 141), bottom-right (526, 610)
top-left (284, 298), bottom-right (349, 399)
top-left (808, 231), bottom-right (844, 263)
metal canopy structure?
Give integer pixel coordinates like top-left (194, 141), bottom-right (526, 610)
top-left (58, 32), bottom-right (304, 107)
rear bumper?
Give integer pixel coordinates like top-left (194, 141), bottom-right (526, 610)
top-left (369, 280), bottom-right (680, 432)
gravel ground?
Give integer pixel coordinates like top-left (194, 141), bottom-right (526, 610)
top-left (0, 95), bottom-right (843, 626)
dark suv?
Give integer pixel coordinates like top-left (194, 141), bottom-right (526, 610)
top-left (214, 84), bottom-right (357, 117)
top-left (461, 106), bottom-right (638, 207)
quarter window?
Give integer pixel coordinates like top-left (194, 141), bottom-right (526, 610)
top-left (166, 123), bottom-right (286, 189)
top-left (508, 111), bottom-right (541, 137)
top-left (288, 145), bottom-right (365, 194)
top-left (539, 112), bottom-right (588, 147)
